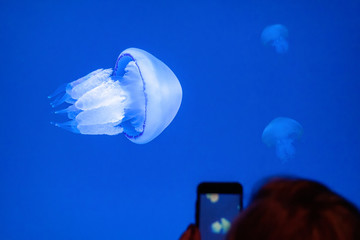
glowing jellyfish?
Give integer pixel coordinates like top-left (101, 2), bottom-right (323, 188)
top-left (261, 24), bottom-right (289, 54)
top-left (49, 48), bottom-right (182, 144)
top-left (206, 193), bottom-right (219, 203)
top-left (262, 117), bottom-right (303, 162)
top-left (211, 218), bottom-right (231, 234)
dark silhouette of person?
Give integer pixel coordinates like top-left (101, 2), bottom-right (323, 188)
top-left (180, 177), bottom-right (360, 240)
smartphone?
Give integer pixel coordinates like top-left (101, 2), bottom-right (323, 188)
top-left (196, 182), bottom-right (243, 240)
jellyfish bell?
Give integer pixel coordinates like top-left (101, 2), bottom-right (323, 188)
top-left (262, 117), bottom-right (303, 161)
top-left (49, 48), bottom-right (182, 144)
top-left (261, 24), bottom-right (289, 54)
top-left (113, 48), bottom-right (182, 143)
top-left (261, 117), bottom-right (302, 147)
top-left (261, 24), bottom-right (288, 45)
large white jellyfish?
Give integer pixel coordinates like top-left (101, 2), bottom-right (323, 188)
top-left (49, 48), bottom-right (182, 144)
top-left (262, 117), bottom-right (303, 162)
top-left (261, 24), bottom-right (289, 54)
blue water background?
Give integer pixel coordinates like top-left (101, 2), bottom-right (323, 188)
top-left (1, 0), bottom-right (359, 239)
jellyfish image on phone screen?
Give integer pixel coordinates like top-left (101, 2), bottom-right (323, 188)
top-left (49, 48), bottom-right (182, 144)
top-left (262, 117), bottom-right (303, 162)
top-left (261, 24), bottom-right (288, 54)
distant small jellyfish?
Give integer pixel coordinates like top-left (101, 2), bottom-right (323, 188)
top-left (262, 117), bottom-right (303, 162)
top-left (49, 48), bottom-right (182, 144)
top-left (211, 218), bottom-right (231, 234)
top-left (261, 24), bottom-right (289, 54)
top-left (206, 193), bottom-right (219, 203)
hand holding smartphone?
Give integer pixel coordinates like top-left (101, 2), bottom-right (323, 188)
top-left (196, 182), bottom-right (243, 240)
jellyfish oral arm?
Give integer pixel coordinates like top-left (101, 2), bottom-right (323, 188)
top-left (276, 138), bottom-right (295, 162)
top-left (272, 37), bottom-right (289, 54)
top-left (49, 61), bottom-right (145, 136)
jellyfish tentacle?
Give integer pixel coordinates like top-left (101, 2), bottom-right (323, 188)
top-left (55, 105), bottom-right (81, 119)
top-left (54, 108), bottom-right (68, 115)
top-left (50, 92), bottom-right (74, 108)
top-left (52, 120), bottom-right (80, 134)
top-left (48, 83), bottom-right (68, 99)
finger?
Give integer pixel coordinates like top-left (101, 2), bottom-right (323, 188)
top-left (179, 227), bottom-right (191, 240)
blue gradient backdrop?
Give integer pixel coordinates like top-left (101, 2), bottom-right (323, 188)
top-left (1, 0), bottom-right (359, 239)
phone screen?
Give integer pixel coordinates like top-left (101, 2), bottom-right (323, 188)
top-left (198, 193), bottom-right (241, 240)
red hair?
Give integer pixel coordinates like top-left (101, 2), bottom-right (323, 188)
top-left (227, 178), bottom-right (360, 240)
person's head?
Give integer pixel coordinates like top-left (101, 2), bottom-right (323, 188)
top-left (227, 177), bottom-right (360, 240)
